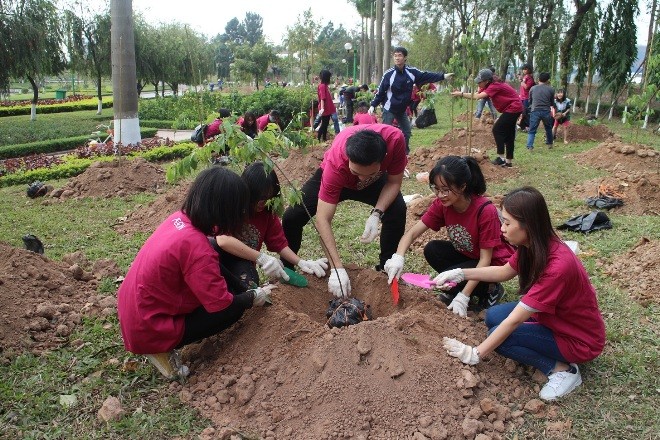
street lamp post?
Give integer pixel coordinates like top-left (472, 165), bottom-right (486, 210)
top-left (344, 42), bottom-right (357, 85)
top-left (342, 59), bottom-right (347, 81)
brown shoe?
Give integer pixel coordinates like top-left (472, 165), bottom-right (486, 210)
top-left (145, 351), bottom-right (189, 379)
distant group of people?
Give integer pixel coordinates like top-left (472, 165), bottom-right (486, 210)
top-left (117, 46), bottom-right (604, 405)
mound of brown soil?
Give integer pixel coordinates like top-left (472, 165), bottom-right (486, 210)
top-left (565, 123), bottom-right (614, 142)
top-left (0, 243), bottom-right (118, 360)
top-left (408, 128), bottom-right (515, 184)
top-left (572, 172), bottom-right (660, 215)
top-left (115, 181), bottom-right (191, 236)
top-left (573, 140), bottom-right (660, 174)
top-left (48, 157), bottom-right (167, 200)
top-left (275, 142), bottom-right (329, 185)
top-left (600, 237), bottom-right (660, 305)
top-left (177, 265), bottom-right (555, 439)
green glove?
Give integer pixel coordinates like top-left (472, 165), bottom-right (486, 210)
top-left (282, 267), bottom-right (308, 287)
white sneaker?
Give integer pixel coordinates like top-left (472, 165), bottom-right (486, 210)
top-left (403, 168), bottom-right (410, 179)
top-left (539, 364), bottom-right (582, 401)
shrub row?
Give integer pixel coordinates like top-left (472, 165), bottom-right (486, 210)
top-left (0, 98), bottom-right (114, 117)
top-left (0, 128), bottom-right (159, 159)
top-left (0, 143), bottom-right (195, 187)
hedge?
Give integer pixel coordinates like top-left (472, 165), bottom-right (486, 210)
top-left (0, 99), bottom-right (114, 117)
top-left (0, 128), bottom-right (159, 159)
top-left (0, 143), bottom-right (194, 187)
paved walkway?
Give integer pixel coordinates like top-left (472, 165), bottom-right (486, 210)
top-left (156, 129), bottom-right (194, 142)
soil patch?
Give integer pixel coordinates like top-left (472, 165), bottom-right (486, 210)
top-left (47, 157), bottom-right (167, 200)
top-left (0, 243), bottom-right (119, 360)
top-left (571, 140), bottom-right (660, 215)
top-left (274, 142), bottom-right (329, 185)
top-left (115, 181), bottom-right (191, 236)
top-left (176, 265), bottom-right (556, 439)
top-left (600, 237), bottom-right (660, 306)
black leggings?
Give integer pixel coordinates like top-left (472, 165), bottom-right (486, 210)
top-left (282, 168), bottom-right (406, 268)
top-left (423, 240), bottom-right (488, 299)
top-left (175, 239), bottom-right (257, 348)
top-left (492, 112), bottom-right (521, 160)
top-left (318, 115), bottom-right (331, 141)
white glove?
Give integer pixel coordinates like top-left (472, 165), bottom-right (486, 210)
top-left (360, 212), bottom-right (380, 243)
top-left (442, 337), bottom-right (480, 365)
top-left (328, 268), bottom-right (351, 298)
top-left (384, 253), bottom-right (405, 284)
top-left (368, 106), bottom-right (375, 115)
top-left (447, 291), bottom-right (470, 317)
top-left (256, 252), bottom-right (289, 281)
top-left (252, 284), bottom-right (277, 307)
top-left (443, 72), bottom-right (454, 81)
top-left (318, 108), bottom-right (324, 116)
top-left (297, 257), bottom-right (329, 278)
top-left (432, 268), bottom-right (465, 290)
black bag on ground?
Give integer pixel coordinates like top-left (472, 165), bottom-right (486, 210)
top-left (191, 124), bottom-right (208, 145)
top-left (326, 297), bottom-right (372, 328)
top-left (22, 234), bottom-right (44, 254)
top-left (415, 108), bottom-right (437, 129)
top-left (26, 181), bottom-right (48, 198)
top-left (585, 196), bottom-right (624, 210)
top-left (557, 211), bottom-right (612, 233)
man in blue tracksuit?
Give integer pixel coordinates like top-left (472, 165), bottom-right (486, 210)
top-left (369, 46), bottom-right (453, 154)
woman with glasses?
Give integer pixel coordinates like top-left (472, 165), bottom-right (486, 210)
top-left (384, 155), bottom-right (514, 315)
top-left (438, 187), bottom-right (605, 401)
top-left (212, 162), bottom-right (328, 290)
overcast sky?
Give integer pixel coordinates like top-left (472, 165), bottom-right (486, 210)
top-left (132, 0), bottom-right (652, 47)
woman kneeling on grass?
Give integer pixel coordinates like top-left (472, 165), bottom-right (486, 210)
top-left (117, 167), bottom-right (275, 380)
top-left (437, 186), bottom-right (606, 401)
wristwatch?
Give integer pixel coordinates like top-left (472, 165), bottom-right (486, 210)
top-left (370, 208), bottom-right (384, 219)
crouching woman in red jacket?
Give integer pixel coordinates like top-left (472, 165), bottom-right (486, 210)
top-left (438, 186), bottom-right (605, 401)
top-left (117, 167), bottom-right (274, 380)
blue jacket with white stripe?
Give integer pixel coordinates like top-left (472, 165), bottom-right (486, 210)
top-left (371, 65), bottom-right (446, 114)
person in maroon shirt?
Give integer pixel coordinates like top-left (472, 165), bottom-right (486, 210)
top-left (316, 69), bottom-right (337, 141)
top-left (438, 187), bottom-right (606, 401)
top-left (212, 162), bottom-right (329, 286)
top-left (452, 68), bottom-right (523, 168)
top-left (117, 167), bottom-right (275, 380)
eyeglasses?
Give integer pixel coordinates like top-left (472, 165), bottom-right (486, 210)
top-left (429, 184), bottom-right (452, 197)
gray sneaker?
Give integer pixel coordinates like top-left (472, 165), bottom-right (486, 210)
top-left (539, 364), bottom-right (582, 401)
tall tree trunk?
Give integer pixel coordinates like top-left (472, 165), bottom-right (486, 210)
top-left (96, 67), bottom-right (103, 114)
top-left (369, 13), bottom-right (375, 84)
top-left (384, 0), bottom-right (392, 74)
top-left (643, 0), bottom-right (657, 68)
top-left (559, 0), bottom-right (597, 90)
top-left (111, 0), bottom-right (141, 145)
top-left (27, 74), bottom-right (38, 121)
top-left (376, 0), bottom-right (383, 78)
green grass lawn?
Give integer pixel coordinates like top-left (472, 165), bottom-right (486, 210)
top-left (0, 96), bottom-right (658, 438)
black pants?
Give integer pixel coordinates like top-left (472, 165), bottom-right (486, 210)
top-left (281, 168), bottom-right (406, 268)
top-left (345, 99), bottom-right (355, 123)
top-left (492, 112), bottom-right (521, 160)
top-left (423, 240), bottom-right (488, 299)
top-left (318, 115), bottom-right (331, 141)
top-left (175, 239), bottom-right (257, 348)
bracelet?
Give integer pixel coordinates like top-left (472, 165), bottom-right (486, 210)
top-left (370, 208), bottom-right (384, 219)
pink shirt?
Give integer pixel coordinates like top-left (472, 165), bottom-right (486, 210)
top-left (509, 239), bottom-right (606, 363)
top-left (353, 113), bottom-right (378, 125)
top-left (237, 210), bottom-right (289, 253)
top-left (205, 118), bottom-right (223, 139)
top-left (483, 82), bottom-right (524, 114)
top-left (256, 114), bottom-right (270, 131)
top-left (117, 212), bottom-right (235, 354)
top-left (519, 74), bottom-right (534, 100)
top-left (317, 83), bottom-right (336, 114)
top-left (421, 195), bottom-right (514, 265)
top-left (319, 124), bottom-right (407, 204)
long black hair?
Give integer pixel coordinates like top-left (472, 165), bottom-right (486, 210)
top-left (501, 187), bottom-right (558, 295)
top-left (181, 167), bottom-right (248, 236)
top-left (241, 161), bottom-right (281, 215)
top-left (320, 69), bottom-right (332, 85)
top-left (429, 155), bottom-right (486, 197)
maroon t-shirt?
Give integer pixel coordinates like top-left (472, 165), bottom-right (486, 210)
top-left (483, 82), bottom-right (524, 114)
top-left (510, 239), bottom-right (606, 363)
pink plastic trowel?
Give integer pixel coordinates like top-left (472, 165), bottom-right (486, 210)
top-left (400, 273), bottom-right (457, 290)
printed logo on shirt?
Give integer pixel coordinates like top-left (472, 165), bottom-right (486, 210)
top-left (356, 171), bottom-right (383, 190)
top-left (447, 224), bottom-right (473, 253)
top-left (172, 217), bottom-right (185, 230)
